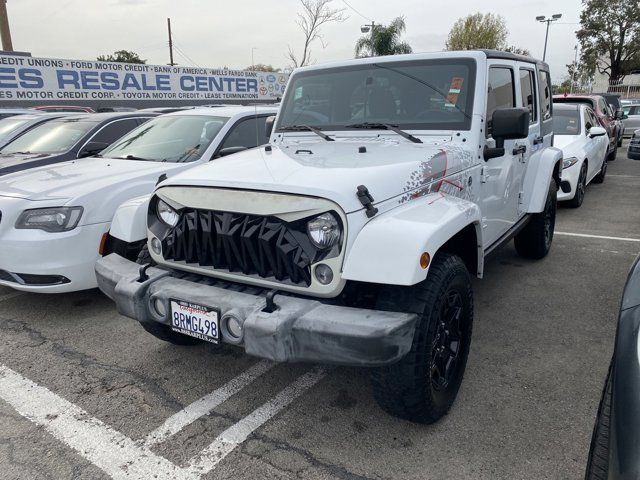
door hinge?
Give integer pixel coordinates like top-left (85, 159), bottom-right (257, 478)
top-left (480, 166), bottom-right (488, 183)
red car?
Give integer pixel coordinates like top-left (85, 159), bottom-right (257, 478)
top-left (553, 94), bottom-right (620, 160)
top-left (33, 105), bottom-right (95, 113)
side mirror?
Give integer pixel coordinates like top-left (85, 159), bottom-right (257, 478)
top-left (615, 110), bottom-right (624, 120)
top-left (265, 115), bottom-right (276, 138)
top-left (589, 126), bottom-right (607, 138)
top-left (78, 141), bottom-right (110, 158)
top-left (216, 146), bottom-right (248, 158)
top-left (484, 108), bottom-right (530, 161)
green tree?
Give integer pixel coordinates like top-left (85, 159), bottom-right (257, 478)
top-left (245, 64), bottom-right (281, 72)
top-left (97, 50), bottom-right (146, 64)
top-left (354, 17), bottom-right (412, 57)
top-left (577, 0), bottom-right (640, 84)
top-left (504, 46), bottom-right (531, 56)
top-left (445, 13), bottom-right (508, 50)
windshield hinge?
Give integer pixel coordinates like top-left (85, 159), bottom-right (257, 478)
top-left (356, 185), bottom-right (379, 218)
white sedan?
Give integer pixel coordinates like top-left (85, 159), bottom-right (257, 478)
top-left (553, 103), bottom-right (609, 208)
top-left (0, 106), bottom-right (277, 293)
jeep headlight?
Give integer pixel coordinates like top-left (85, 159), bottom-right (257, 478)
top-left (307, 212), bottom-right (340, 249)
top-left (157, 199), bottom-right (180, 227)
top-left (562, 157), bottom-right (578, 169)
top-left (15, 206), bottom-right (83, 232)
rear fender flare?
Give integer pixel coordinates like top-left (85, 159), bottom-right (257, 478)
top-left (522, 146), bottom-right (563, 213)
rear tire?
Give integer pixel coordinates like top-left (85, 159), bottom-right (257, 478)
top-left (514, 183), bottom-right (556, 259)
top-left (371, 253), bottom-right (473, 424)
top-left (136, 245), bottom-right (202, 346)
top-left (585, 362), bottom-right (612, 480)
top-left (567, 163), bottom-right (587, 208)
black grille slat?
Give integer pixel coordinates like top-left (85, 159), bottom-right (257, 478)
top-left (162, 209), bottom-right (314, 286)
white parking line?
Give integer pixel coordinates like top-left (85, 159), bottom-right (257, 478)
top-left (0, 291), bottom-right (25, 303)
top-left (556, 231), bottom-right (640, 243)
top-left (144, 360), bottom-right (275, 447)
top-left (186, 367), bottom-right (326, 476)
top-left (0, 365), bottom-right (197, 480)
top-left (0, 363), bottom-right (325, 479)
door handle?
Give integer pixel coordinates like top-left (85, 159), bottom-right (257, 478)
top-left (512, 145), bottom-right (527, 155)
top-left (533, 136), bottom-right (544, 145)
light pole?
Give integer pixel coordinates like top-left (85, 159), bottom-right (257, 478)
top-left (570, 44), bottom-right (579, 94)
top-left (536, 14), bottom-right (562, 62)
top-left (251, 47), bottom-right (258, 68)
top-left (360, 22), bottom-right (375, 57)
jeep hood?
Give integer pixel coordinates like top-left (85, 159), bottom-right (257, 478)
top-left (0, 157), bottom-right (184, 201)
top-left (162, 140), bottom-right (474, 213)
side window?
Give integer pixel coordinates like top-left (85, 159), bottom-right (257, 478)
top-left (90, 119), bottom-right (139, 145)
top-left (584, 110), bottom-right (593, 134)
top-left (631, 106), bottom-right (640, 116)
top-left (218, 116), bottom-right (270, 151)
top-left (486, 67), bottom-right (515, 136)
top-left (538, 70), bottom-right (552, 121)
top-left (519, 69), bottom-right (537, 124)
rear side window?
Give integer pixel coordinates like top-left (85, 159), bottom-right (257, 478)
top-left (538, 70), bottom-right (552, 120)
top-left (487, 67), bottom-right (515, 136)
top-left (519, 69), bottom-right (537, 123)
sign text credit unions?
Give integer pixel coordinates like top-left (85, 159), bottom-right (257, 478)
top-left (0, 55), bottom-right (288, 101)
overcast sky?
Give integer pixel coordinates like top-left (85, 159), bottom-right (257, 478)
top-left (9, 0), bottom-right (582, 82)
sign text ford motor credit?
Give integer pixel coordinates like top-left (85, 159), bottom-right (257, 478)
top-left (0, 55), bottom-right (288, 101)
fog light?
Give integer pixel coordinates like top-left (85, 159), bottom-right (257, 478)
top-left (314, 264), bottom-right (333, 285)
top-left (150, 237), bottom-right (162, 255)
top-left (224, 314), bottom-right (243, 339)
top-left (152, 297), bottom-right (166, 317)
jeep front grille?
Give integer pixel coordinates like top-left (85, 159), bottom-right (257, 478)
top-left (161, 209), bottom-right (317, 286)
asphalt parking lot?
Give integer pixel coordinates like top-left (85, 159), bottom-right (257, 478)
top-left (0, 142), bottom-right (639, 480)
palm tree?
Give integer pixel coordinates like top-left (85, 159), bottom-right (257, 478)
top-left (355, 17), bottom-right (413, 58)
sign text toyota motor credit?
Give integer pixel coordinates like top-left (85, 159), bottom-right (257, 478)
top-left (0, 55), bottom-right (288, 101)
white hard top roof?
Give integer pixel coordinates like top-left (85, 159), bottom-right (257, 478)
top-left (164, 105), bottom-right (278, 118)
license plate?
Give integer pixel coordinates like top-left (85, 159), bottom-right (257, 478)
top-left (170, 300), bottom-right (220, 343)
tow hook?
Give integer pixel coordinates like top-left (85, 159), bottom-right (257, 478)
top-left (137, 264), bottom-right (152, 283)
top-left (357, 185), bottom-right (379, 218)
top-left (263, 290), bottom-right (280, 313)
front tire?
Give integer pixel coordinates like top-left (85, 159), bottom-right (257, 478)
top-left (567, 163), bottom-right (587, 208)
top-left (514, 183), bottom-right (556, 259)
top-left (585, 362), bottom-right (612, 480)
top-left (592, 156), bottom-right (607, 184)
top-left (371, 253), bottom-right (473, 424)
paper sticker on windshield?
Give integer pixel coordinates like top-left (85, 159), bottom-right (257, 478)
top-left (445, 77), bottom-right (464, 108)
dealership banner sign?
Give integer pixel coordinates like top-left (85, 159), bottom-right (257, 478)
top-left (0, 55), bottom-right (289, 102)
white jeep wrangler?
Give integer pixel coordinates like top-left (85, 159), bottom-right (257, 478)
top-left (96, 50), bottom-right (562, 423)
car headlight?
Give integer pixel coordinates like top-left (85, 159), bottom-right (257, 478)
top-left (15, 207), bottom-right (83, 232)
top-left (157, 199), bottom-right (180, 227)
top-left (307, 212), bottom-right (340, 249)
top-left (562, 157), bottom-right (578, 169)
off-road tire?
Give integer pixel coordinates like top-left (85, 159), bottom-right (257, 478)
top-left (514, 183), bottom-right (556, 260)
top-left (371, 253), bottom-right (473, 424)
top-left (585, 362), bottom-right (612, 480)
top-left (592, 156), bottom-right (607, 184)
top-left (608, 144), bottom-right (617, 161)
top-left (567, 163), bottom-right (587, 208)
top-left (136, 245), bottom-right (202, 346)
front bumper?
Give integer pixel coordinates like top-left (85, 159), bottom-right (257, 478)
top-left (558, 164), bottom-right (580, 201)
top-left (96, 254), bottom-right (418, 366)
top-left (0, 222), bottom-right (110, 293)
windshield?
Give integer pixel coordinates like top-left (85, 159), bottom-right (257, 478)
top-left (553, 109), bottom-right (581, 135)
top-left (0, 118), bottom-right (97, 154)
top-left (101, 115), bottom-right (228, 163)
top-left (277, 58), bottom-right (476, 132)
top-left (0, 116), bottom-right (31, 142)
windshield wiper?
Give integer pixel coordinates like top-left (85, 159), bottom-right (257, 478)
top-left (112, 154), bottom-right (152, 161)
top-left (345, 122), bottom-right (422, 144)
top-left (278, 125), bottom-right (334, 142)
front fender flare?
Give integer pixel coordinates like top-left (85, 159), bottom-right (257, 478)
top-left (109, 194), bottom-right (151, 243)
top-left (522, 146), bottom-right (562, 213)
top-left (342, 194), bottom-right (482, 286)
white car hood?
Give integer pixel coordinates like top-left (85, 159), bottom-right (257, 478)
top-left (162, 139), bottom-right (475, 213)
top-left (0, 157), bottom-right (183, 202)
